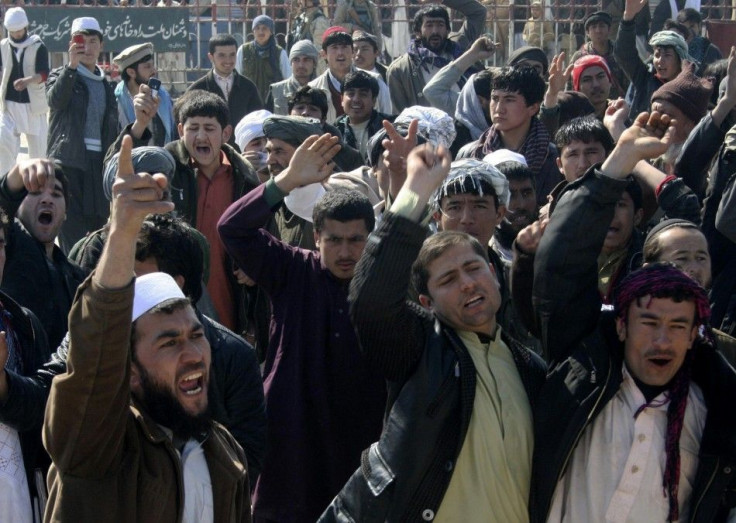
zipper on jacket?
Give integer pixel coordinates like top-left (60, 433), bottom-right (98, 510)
top-left (547, 356), bottom-right (612, 518)
top-left (690, 457), bottom-right (719, 521)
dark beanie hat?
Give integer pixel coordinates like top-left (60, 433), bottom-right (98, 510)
top-left (584, 11), bottom-right (612, 30)
top-left (508, 46), bottom-right (548, 76)
top-left (651, 63), bottom-right (713, 124)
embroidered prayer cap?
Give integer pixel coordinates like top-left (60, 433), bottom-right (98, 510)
top-left (114, 43), bottom-right (154, 72)
top-left (4, 7), bottom-right (28, 31)
top-left (252, 14), bottom-right (275, 33)
top-left (508, 46), bottom-right (548, 76)
top-left (433, 158), bottom-right (510, 210)
top-left (483, 149), bottom-right (528, 167)
top-left (648, 30), bottom-right (693, 63)
top-left (71, 16), bottom-right (102, 37)
top-left (133, 272), bottom-right (186, 322)
top-left (103, 146), bottom-right (177, 201)
top-left (584, 10), bottom-right (612, 30)
top-left (394, 105), bottom-right (457, 149)
top-left (289, 39), bottom-right (320, 61)
top-left (651, 63), bottom-right (713, 124)
top-left (322, 26), bottom-right (352, 50)
top-left (572, 55), bottom-right (612, 91)
top-left (234, 109), bottom-right (273, 151)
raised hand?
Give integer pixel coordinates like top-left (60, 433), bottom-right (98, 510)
top-left (467, 35), bottom-right (497, 61)
top-left (544, 52), bottom-right (573, 107)
top-left (382, 118), bottom-right (418, 177)
top-left (603, 97), bottom-right (630, 141)
top-left (7, 158), bottom-right (56, 194)
top-left (110, 135), bottom-right (174, 235)
top-left (601, 111), bottom-right (676, 178)
top-left (515, 218), bottom-right (549, 255)
top-left (404, 143), bottom-right (452, 198)
top-left (623, 0), bottom-right (647, 21)
top-left (274, 133), bottom-right (341, 193)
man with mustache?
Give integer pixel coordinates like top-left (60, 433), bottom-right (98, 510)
top-left (386, 0), bottom-right (486, 112)
top-left (531, 110), bottom-right (736, 523)
top-left (218, 133), bottom-right (386, 522)
top-left (265, 40), bottom-right (320, 115)
top-left (572, 55), bottom-right (613, 120)
top-left (43, 136), bottom-right (252, 522)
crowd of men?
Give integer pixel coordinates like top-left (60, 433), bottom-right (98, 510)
top-left (1, 0), bottom-right (736, 521)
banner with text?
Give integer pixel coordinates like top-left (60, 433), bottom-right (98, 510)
top-left (25, 7), bottom-right (190, 52)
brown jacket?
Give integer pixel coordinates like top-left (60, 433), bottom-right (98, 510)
top-left (43, 276), bottom-right (251, 523)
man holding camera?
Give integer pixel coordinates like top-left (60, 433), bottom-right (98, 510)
top-left (113, 43), bottom-right (175, 147)
top-left (46, 16), bottom-right (117, 252)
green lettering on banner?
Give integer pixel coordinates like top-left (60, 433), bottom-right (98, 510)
top-left (25, 6), bottom-right (189, 52)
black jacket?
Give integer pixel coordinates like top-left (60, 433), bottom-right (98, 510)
top-left (677, 112), bottom-right (736, 336)
top-left (188, 70), bottom-right (264, 134)
top-left (3, 305), bottom-right (267, 481)
top-left (321, 213), bottom-right (546, 522)
top-left (0, 289), bottom-right (50, 498)
top-left (0, 175), bottom-right (88, 349)
top-left (531, 168), bottom-right (736, 522)
top-left (46, 65), bottom-right (118, 170)
top-left (614, 19), bottom-right (666, 122)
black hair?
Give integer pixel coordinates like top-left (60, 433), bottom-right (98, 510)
top-left (412, 231), bottom-right (489, 296)
top-left (473, 69), bottom-right (494, 99)
top-left (312, 188), bottom-right (375, 233)
top-left (51, 164), bottom-right (70, 207)
top-left (178, 89), bottom-right (230, 129)
top-left (343, 70), bottom-right (379, 98)
top-left (676, 7), bottom-right (702, 25)
top-left (663, 19), bottom-right (690, 41)
top-left (492, 66), bottom-right (545, 108)
top-left (555, 116), bottom-right (615, 154)
top-left (208, 33), bottom-right (238, 54)
top-left (625, 177), bottom-right (643, 211)
top-left (136, 214), bottom-right (205, 304)
top-left (288, 85), bottom-right (329, 119)
top-left (412, 4), bottom-right (450, 35)
top-left (121, 54), bottom-right (154, 83)
top-left (495, 161), bottom-right (535, 188)
top-left (322, 31), bottom-right (353, 51)
top-left (352, 31), bottom-right (379, 52)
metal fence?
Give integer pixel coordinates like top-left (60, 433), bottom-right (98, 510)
top-left (5, 0), bottom-right (734, 94)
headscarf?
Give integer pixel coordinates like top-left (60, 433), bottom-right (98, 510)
top-left (433, 158), bottom-right (510, 209)
top-left (103, 146), bottom-right (177, 201)
top-left (456, 72), bottom-right (490, 140)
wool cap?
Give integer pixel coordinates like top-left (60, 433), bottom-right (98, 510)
top-left (71, 16), bottom-right (102, 36)
top-left (321, 26), bottom-right (352, 50)
top-left (133, 272), bottom-right (186, 322)
top-left (584, 10), bottom-right (612, 30)
top-left (651, 63), bottom-right (713, 123)
top-left (572, 55), bottom-right (612, 91)
top-left (508, 46), bottom-right (549, 76)
top-left (114, 43), bottom-right (154, 71)
top-left (289, 39), bottom-right (320, 61)
top-left (649, 30), bottom-right (693, 63)
top-left (252, 14), bottom-right (274, 33)
top-left (4, 7), bottom-right (28, 31)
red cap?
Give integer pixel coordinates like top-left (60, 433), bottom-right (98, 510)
top-left (572, 55), bottom-right (612, 91)
top-left (322, 26), bottom-right (349, 40)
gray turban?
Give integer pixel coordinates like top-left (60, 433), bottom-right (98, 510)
top-left (289, 39), bottom-right (320, 62)
top-left (103, 146), bottom-right (177, 201)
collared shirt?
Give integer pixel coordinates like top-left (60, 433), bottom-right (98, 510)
top-left (214, 71), bottom-right (233, 102)
top-left (435, 328), bottom-right (533, 523)
top-left (547, 365), bottom-right (707, 523)
top-left (196, 151), bottom-right (235, 329)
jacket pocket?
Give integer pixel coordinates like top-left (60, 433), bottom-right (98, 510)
top-left (361, 442), bottom-right (395, 496)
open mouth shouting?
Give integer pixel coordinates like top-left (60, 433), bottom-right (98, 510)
top-left (179, 370), bottom-right (205, 396)
top-left (38, 209), bottom-right (54, 225)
